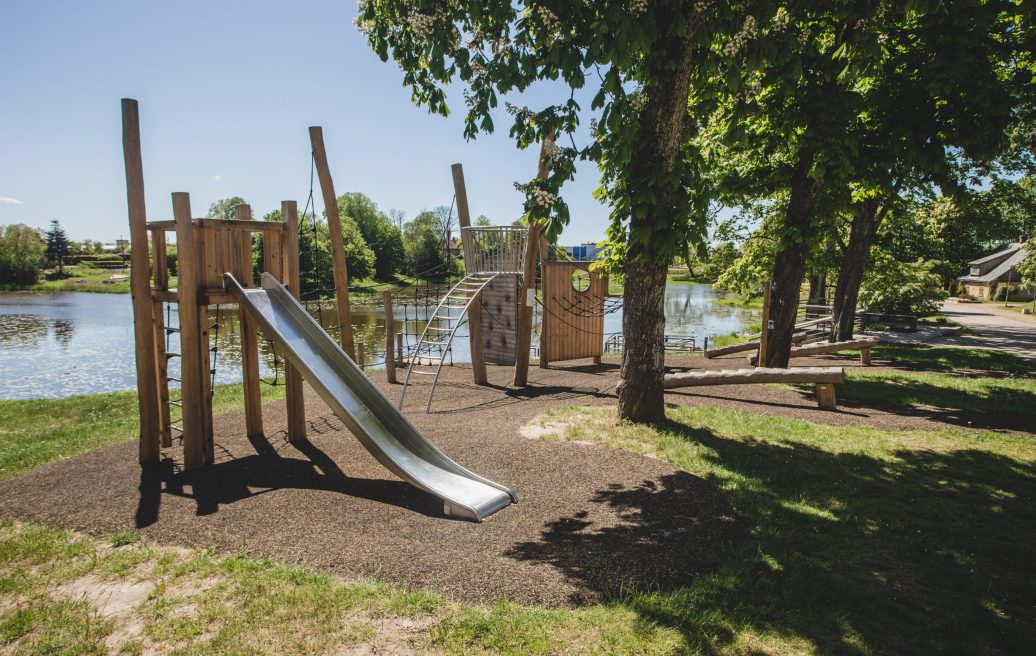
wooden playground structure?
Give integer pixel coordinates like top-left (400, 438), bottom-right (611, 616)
top-left (122, 99), bottom-right (361, 469)
top-left (121, 98), bottom-right (613, 471)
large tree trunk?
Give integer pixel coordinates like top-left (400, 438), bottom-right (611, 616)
top-left (831, 198), bottom-right (884, 342)
top-left (616, 31), bottom-right (696, 423)
top-left (807, 273), bottom-right (826, 305)
top-left (765, 149), bottom-right (824, 368)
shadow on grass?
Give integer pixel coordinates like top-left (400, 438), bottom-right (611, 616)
top-left (874, 344), bottom-right (1036, 376)
top-left (509, 418), bottom-right (1036, 654)
top-left (839, 376), bottom-right (1036, 431)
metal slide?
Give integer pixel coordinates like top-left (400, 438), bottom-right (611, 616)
top-left (224, 272), bottom-right (517, 522)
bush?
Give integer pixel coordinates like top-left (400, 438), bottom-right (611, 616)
top-left (859, 251), bottom-right (948, 315)
top-left (0, 224), bottom-right (46, 285)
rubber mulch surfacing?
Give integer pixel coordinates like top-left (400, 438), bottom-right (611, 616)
top-left (0, 362), bottom-right (743, 606)
top-left (0, 355), bottom-right (980, 606)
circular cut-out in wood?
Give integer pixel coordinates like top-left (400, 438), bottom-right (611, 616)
top-left (571, 268), bottom-right (591, 293)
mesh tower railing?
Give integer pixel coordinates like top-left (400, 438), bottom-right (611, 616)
top-left (461, 226), bottom-right (528, 274)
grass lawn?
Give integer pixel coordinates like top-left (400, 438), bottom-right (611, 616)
top-left (1, 345), bottom-right (1034, 654)
top-left (0, 383), bottom-right (285, 483)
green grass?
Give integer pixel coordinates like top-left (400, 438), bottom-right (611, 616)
top-left (0, 522), bottom-right (446, 655)
top-left (515, 403), bottom-right (1036, 655)
top-left (0, 382), bottom-right (285, 482)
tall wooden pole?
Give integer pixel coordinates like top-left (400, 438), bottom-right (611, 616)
top-left (281, 201), bottom-right (307, 441)
top-left (383, 291), bottom-right (397, 384)
top-left (309, 126), bottom-right (355, 359)
top-left (758, 279), bottom-right (772, 368)
top-left (451, 163), bottom-right (488, 385)
top-left (538, 235), bottom-right (551, 369)
top-left (513, 135), bottom-right (554, 387)
top-left (234, 204), bottom-right (264, 439)
top-left (121, 99), bottom-right (162, 464)
top-left (172, 192), bottom-right (212, 469)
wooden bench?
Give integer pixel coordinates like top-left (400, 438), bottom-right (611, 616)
top-left (747, 338), bottom-right (877, 366)
top-left (664, 366), bottom-right (845, 410)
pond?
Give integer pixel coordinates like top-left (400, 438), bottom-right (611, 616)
top-left (0, 284), bottom-right (758, 400)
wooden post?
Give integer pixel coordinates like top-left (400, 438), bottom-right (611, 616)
top-left (816, 383), bottom-right (837, 410)
top-left (357, 342), bottom-right (366, 368)
top-left (539, 235), bottom-right (551, 369)
top-left (860, 346), bottom-right (872, 366)
top-left (396, 333), bottom-right (404, 366)
top-left (309, 126), bottom-right (355, 359)
top-left (451, 163), bottom-right (488, 385)
top-left (121, 99), bottom-right (163, 464)
top-left (758, 279), bottom-right (772, 368)
top-left (234, 204), bottom-right (264, 440)
top-left (513, 135), bottom-right (554, 387)
top-left (383, 292), bottom-right (397, 383)
top-left (281, 201), bottom-right (307, 442)
top-left (172, 192), bottom-right (213, 468)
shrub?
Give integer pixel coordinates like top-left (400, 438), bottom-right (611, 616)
top-left (859, 251), bottom-right (948, 315)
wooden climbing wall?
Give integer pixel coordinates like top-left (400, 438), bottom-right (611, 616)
top-left (480, 274), bottom-right (519, 365)
top-left (540, 261), bottom-right (608, 366)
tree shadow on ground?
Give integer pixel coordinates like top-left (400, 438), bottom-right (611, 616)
top-left (505, 470), bottom-right (741, 604)
top-left (837, 376), bottom-right (1036, 431)
top-left (509, 418), bottom-right (1036, 654)
top-left (873, 344), bottom-right (1036, 376)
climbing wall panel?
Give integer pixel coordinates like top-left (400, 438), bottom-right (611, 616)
top-left (480, 273), bottom-right (519, 365)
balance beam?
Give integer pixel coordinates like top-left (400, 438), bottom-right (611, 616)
top-left (663, 366), bottom-right (845, 410)
top-left (747, 338), bottom-right (877, 366)
top-left (705, 332), bottom-right (806, 358)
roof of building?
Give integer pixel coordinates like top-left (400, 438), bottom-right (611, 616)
top-left (967, 242), bottom-right (1022, 266)
top-left (961, 246), bottom-right (1027, 284)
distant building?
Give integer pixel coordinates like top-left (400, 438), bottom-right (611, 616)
top-left (563, 242), bottom-right (603, 261)
top-left (958, 241), bottom-right (1028, 299)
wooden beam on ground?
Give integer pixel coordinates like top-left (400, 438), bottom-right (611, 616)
top-left (121, 98), bottom-right (162, 465)
top-left (705, 333), bottom-right (807, 359)
top-left (234, 204), bottom-right (264, 440)
top-left (309, 126), bottom-right (355, 359)
top-left (172, 192), bottom-right (213, 469)
top-left (383, 291), bottom-right (397, 384)
top-left (664, 366), bottom-right (845, 388)
top-left (281, 201), bottom-right (307, 442)
top-left (747, 338), bottom-right (877, 366)
top-left (451, 163), bottom-right (487, 385)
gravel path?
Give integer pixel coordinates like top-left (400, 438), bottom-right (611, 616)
top-left (0, 353), bottom-right (1023, 605)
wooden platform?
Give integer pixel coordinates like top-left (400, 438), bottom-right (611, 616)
top-left (664, 366), bottom-right (845, 410)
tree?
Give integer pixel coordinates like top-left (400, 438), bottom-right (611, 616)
top-left (207, 197), bottom-right (246, 221)
top-left (828, 1), bottom-right (1022, 341)
top-left (263, 208), bottom-right (376, 292)
top-left (44, 220), bottom-right (71, 274)
top-left (336, 192), bottom-right (405, 280)
top-left (0, 224), bottom-right (46, 285)
top-left (403, 210), bottom-right (449, 276)
top-left (357, 1), bottom-right (758, 421)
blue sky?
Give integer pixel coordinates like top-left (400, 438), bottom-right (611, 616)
top-left (0, 0), bottom-right (610, 244)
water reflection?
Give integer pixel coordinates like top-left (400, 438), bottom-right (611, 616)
top-left (0, 283), bottom-right (757, 400)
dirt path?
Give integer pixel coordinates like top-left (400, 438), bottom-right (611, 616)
top-left (938, 301), bottom-right (1036, 362)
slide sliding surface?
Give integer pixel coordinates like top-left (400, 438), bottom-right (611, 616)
top-left (224, 272), bottom-right (517, 522)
